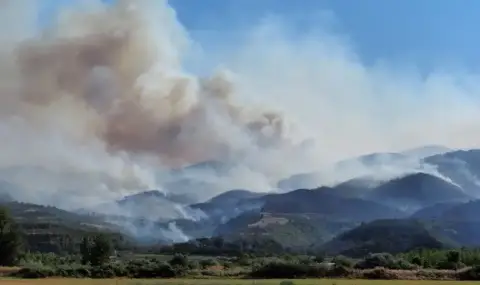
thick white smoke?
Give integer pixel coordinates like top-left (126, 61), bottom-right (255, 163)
top-left (1, 0), bottom-right (480, 217)
top-left (0, 0), bottom-right (316, 210)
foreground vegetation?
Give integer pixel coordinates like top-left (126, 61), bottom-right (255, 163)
top-left (4, 250), bottom-right (480, 281)
top-left (3, 205), bottom-right (480, 281)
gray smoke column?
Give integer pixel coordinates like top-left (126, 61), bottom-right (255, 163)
top-left (0, 0), bottom-right (316, 208)
top-left (3, 0), bottom-right (480, 211)
top-left (14, 1), bottom-right (295, 165)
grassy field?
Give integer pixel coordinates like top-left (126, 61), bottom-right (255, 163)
top-left (0, 279), bottom-right (479, 285)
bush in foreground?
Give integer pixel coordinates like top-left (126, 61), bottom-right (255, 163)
top-left (12, 261), bottom-right (183, 279)
top-left (249, 262), bottom-right (354, 279)
top-left (362, 267), bottom-right (399, 280)
top-left (457, 266), bottom-right (480, 280)
top-left (250, 262), bottom-right (329, 279)
top-left (355, 253), bottom-right (416, 270)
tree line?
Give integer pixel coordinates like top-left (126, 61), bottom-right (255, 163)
top-left (4, 204), bottom-right (480, 280)
top-left (0, 206), bottom-right (114, 267)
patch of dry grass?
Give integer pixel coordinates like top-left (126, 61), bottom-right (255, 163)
top-left (0, 267), bottom-right (21, 276)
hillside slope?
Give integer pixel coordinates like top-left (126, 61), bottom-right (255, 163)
top-left (215, 212), bottom-right (357, 249)
top-left (364, 173), bottom-right (470, 212)
top-left (423, 149), bottom-right (480, 196)
top-left (0, 201), bottom-right (127, 253)
top-left (190, 189), bottom-right (265, 221)
top-left (261, 189), bottom-right (406, 221)
top-left (320, 219), bottom-right (452, 257)
top-left (410, 202), bottom-right (462, 220)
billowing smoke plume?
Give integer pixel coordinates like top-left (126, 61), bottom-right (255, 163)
top-left (11, 1), bottom-right (297, 166)
top-left (2, 0), bottom-right (480, 220)
top-left (0, 0), bottom-right (318, 210)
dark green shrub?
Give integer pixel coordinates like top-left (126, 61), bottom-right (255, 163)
top-left (155, 263), bottom-right (177, 278)
top-left (325, 265), bottom-right (352, 278)
top-left (172, 264), bottom-right (188, 277)
top-left (222, 261), bottom-right (233, 269)
top-left (12, 264), bottom-right (94, 278)
top-left (236, 254), bottom-right (252, 266)
top-left (13, 266), bottom-right (56, 279)
top-left (188, 260), bottom-right (200, 270)
top-left (0, 207), bottom-right (22, 266)
top-left (298, 256), bottom-right (313, 265)
top-left (313, 255), bottom-right (325, 263)
top-left (447, 250), bottom-right (461, 263)
top-left (74, 266), bottom-right (91, 278)
top-left (169, 254), bottom-right (188, 268)
top-left (411, 256), bottom-right (423, 266)
top-left (96, 263), bottom-right (128, 277)
top-left (250, 262), bottom-right (328, 279)
top-left (67, 265), bottom-right (92, 278)
top-left (54, 265), bottom-right (91, 278)
top-left (436, 260), bottom-right (466, 270)
top-left (200, 258), bottom-right (218, 268)
top-left (332, 255), bottom-right (355, 268)
top-left (126, 260), bottom-right (176, 278)
top-left (90, 265), bottom-right (115, 278)
top-left (457, 266), bottom-right (480, 280)
top-left (355, 253), bottom-right (415, 270)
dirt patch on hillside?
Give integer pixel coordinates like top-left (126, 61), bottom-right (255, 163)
top-left (248, 214), bottom-right (289, 228)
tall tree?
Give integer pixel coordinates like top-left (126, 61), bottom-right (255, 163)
top-left (89, 234), bottom-right (113, 266)
top-left (0, 207), bottom-right (22, 265)
top-left (80, 236), bottom-right (91, 265)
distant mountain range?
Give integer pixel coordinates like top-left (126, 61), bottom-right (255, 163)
top-left (193, 171), bottom-right (473, 250)
top-left (277, 145), bottom-right (452, 191)
top-left (68, 147), bottom-right (480, 247)
top-left (362, 172), bottom-right (471, 212)
top-left (5, 145), bottom-right (480, 255)
top-left (424, 149), bottom-right (480, 196)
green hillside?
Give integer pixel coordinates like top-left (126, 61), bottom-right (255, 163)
top-left (320, 219), bottom-right (453, 257)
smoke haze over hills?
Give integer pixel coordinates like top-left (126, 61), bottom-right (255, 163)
top-left (1, 0), bottom-right (480, 214)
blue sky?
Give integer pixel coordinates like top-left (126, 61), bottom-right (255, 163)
top-left (39, 0), bottom-right (479, 72)
top-left (170, 0), bottom-right (479, 72)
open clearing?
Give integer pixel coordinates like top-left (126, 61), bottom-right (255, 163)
top-left (0, 279), bottom-right (479, 285)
